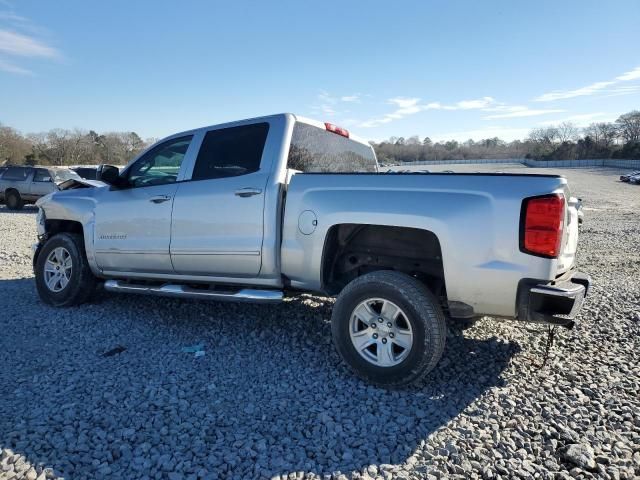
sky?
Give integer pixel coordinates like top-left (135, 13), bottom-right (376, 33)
top-left (1, 0), bottom-right (639, 143)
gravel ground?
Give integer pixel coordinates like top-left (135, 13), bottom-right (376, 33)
top-left (0, 165), bottom-right (639, 480)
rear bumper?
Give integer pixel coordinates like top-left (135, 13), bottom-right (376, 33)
top-left (517, 271), bottom-right (591, 327)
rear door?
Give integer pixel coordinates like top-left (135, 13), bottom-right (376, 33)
top-left (1, 166), bottom-right (30, 196)
top-left (170, 122), bottom-right (271, 276)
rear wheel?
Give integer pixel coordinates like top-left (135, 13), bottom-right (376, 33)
top-left (35, 233), bottom-right (98, 307)
top-left (331, 271), bottom-right (447, 387)
top-left (5, 190), bottom-right (23, 210)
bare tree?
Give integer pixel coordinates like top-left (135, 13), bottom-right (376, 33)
top-left (584, 122), bottom-right (620, 149)
top-left (615, 110), bottom-right (640, 143)
top-left (406, 135), bottom-right (421, 145)
top-left (583, 123), bottom-right (600, 143)
top-left (0, 124), bottom-right (31, 164)
top-left (556, 122), bottom-right (579, 143)
top-left (529, 127), bottom-right (559, 145)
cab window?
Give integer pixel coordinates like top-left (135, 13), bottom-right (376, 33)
top-left (126, 136), bottom-right (193, 188)
top-left (191, 123), bottom-right (269, 180)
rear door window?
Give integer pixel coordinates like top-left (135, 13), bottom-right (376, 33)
top-left (287, 122), bottom-right (377, 173)
top-left (191, 123), bottom-right (269, 180)
top-left (2, 167), bottom-right (30, 180)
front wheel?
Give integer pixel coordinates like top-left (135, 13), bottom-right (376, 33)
top-left (35, 233), bottom-right (98, 307)
top-left (5, 190), bottom-right (23, 210)
top-left (331, 271), bottom-right (447, 387)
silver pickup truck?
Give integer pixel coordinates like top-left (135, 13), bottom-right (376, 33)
top-left (33, 113), bottom-right (590, 386)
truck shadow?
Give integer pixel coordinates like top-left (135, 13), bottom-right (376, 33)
top-left (0, 280), bottom-right (519, 478)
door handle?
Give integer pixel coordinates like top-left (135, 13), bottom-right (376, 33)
top-left (149, 195), bottom-right (172, 204)
top-left (234, 188), bottom-right (262, 198)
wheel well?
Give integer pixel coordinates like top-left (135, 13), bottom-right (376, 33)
top-left (5, 188), bottom-right (19, 196)
top-left (45, 219), bottom-right (84, 237)
top-left (321, 223), bottom-right (446, 299)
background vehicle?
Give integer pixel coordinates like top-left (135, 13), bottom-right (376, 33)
top-left (70, 166), bottom-right (99, 180)
top-left (0, 166), bottom-right (92, 210)
top-left (32, 113), bottom-right (590, 386)
top-left (629, 174), bottom-right (640, 185)
top-left (619, 170), bottom-right (640, 182)
top-left (0, 166), bottom-right (58, 210)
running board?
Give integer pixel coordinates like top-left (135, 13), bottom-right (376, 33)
top-left (103, 280), bottom-right (283, 303)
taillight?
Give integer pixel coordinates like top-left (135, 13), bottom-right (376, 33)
top-left (324, 122), bottom-right (349, 138)
top-left (521, 194), bottom-right (565, 258)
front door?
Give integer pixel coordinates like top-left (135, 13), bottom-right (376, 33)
top-left (94, 135), bottom-right (195, 273)
top-left (170, 122), bottom-right (270, 277)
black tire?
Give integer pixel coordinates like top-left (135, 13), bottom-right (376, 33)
top-left (35, 233), bottom-right (98, 307)
top-left (331, 271), bottom-right (447, 387)
top-left (5, 190), bottom-right (23, 210)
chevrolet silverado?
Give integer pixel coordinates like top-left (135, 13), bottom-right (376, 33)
top-left (33, 113), bottom-right (590, 386)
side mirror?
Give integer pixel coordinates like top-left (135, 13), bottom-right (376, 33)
top-left (97, 165), bottom-right (124, 187)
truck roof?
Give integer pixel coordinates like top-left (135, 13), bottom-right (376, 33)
top-left (163, 113), bottom-right (372, 149)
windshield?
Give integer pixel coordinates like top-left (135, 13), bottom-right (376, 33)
top-left (52, 169), bottom-right (83, 184)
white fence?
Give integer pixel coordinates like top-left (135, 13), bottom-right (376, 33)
top-left (523, 158), bottom-right (640, 169)
top-left (397, 158), bottom-right (640, 169)
top-left (397, 158), bottom-right (523, 166)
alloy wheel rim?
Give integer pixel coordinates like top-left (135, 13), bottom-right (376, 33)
top-left (349, 298), bottom-right (413, 367)
top-left (44, 247), bottom-right (72, 292)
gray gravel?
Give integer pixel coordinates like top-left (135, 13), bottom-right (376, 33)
top-left (1, 165), bottom-right (639, 480)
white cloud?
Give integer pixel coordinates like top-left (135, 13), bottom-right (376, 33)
top-left (388, 97), bottom-right (420, 109)
top-left (602, 84), bottom-right (640, 97)
top-left (0, 12), bottom-right (60, 75)
top-left (0, 57), bottom-right (31, 74)
top-left (537, 112), bottom-right (614, 127)
top-left (484, 108), bottom-right (565, 119)
top-left (482, 105), bottom-right (529, 113)
top-left (0, 29), bottom-right (58, 57)
top-left (616, 66), bottom-right (640, 81)
top-left (535, 81), bottom-right (615, 102)
top-left (0, 12), bottom-right (27, 23)
top-left (430, 126), bottom-right (532, 142)
top-left (535, 65), bottom-right (640, 101)
top-left (455, 97), bottom-right (494, 109)
top-left (312, 91), bottom-right (362, 117)
top-left (360, 96), bottom-right (497, 127)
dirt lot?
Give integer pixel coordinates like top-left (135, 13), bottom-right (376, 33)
top-left (0, 165), bottom-right (639, 480)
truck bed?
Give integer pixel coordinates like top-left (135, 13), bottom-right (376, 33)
top-left (282, 172), bottom-right (576, 318)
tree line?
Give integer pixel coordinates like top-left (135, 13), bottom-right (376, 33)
top-left (2, 109), bottom-right (639, 167)
top-left (372, 110), bottom-right (640, 164)
top-left (0, 126), bottom-right (155, 166)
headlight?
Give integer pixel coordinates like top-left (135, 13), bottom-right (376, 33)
top-left (36, 208), bottom-right (46, 236)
